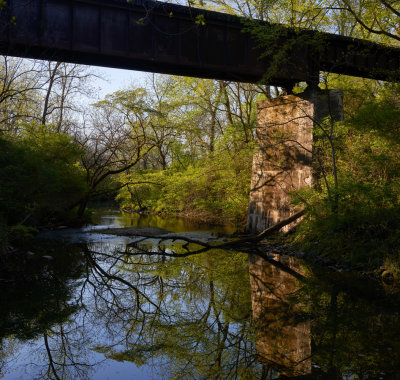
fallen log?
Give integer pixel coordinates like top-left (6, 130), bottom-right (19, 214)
top-left (220, 209), bottom-right (306, 248)
top-left (252, 209), bottom-right (306, 241)
top-left (119, 209), bottom-right (306, 253)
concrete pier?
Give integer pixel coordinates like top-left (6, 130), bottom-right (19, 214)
top-left (246, 89), bottom-right (343, 233)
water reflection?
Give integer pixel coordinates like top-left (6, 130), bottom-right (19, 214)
top-left (249, 253), bottom-right (400, 379)
top-left (91, 209), bottom-right (237, 235)
top-left (1, 237), bottom-right (261, 379)
top-left (1, 213), bottom-right (400, 379)
top-left (83, 243), bottom-right (259, 379)
top-left (0, 244), bottom-right (91, 379)
top-left (249, 254), bottom-right (311, 378)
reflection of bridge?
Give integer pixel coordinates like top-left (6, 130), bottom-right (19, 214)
top-left (1, 0), bottom-right (399, 85)
top-left (1, 0), bottom-right (399, 232)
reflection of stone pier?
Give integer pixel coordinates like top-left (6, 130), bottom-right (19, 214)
top-left (249, 254), bottom-right (311, 377)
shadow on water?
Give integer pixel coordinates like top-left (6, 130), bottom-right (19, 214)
top-left (1, 210), bottom-right (400, 379)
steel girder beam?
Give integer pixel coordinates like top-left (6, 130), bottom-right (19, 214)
top-left (0, 0), bottom-right (399, 84)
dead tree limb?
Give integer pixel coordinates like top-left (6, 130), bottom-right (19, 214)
top-left (122, 209), bottom-right (306, 253)
top-left (247, 209), bottom-right (305, 242)
top-left (218, 209), bottom-right (306, 249)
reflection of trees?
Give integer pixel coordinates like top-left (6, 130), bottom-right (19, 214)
top-left (2, 238), bottom-right (400, 379)
top-left (81, 239), bottom-right (400, 379)
top-left (0, 244), bottom-right (94, 379)
top-left (0, 245), bottom-right (83, 341)
top-left (83, 242), bottom-right (262, 379)
top-left (301, 272), bottom-right (400, 379)
top-left (41, 320), bottom-right (100, 380)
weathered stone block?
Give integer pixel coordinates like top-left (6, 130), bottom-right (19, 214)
top-left (246, 89), bottom-right (343, 233)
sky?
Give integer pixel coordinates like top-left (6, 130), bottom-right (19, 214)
top-left (94, 66), bottom-right (148, 99)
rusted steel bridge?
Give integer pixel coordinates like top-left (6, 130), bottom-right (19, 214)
top-left (0, 0), bottom-right (399, 85)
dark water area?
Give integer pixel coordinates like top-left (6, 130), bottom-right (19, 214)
top-left (1, 209), bottom-right (400, 379)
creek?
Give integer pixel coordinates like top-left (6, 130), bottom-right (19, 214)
top-left (0, 208), bottom-right (399, 379)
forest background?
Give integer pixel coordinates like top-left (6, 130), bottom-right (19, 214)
top-left (1, 0), bottom-right (400, 271)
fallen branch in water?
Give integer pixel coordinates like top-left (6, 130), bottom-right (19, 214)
top-left (213, 208), bottom-right (306, 250)
top-left (244, 208), bottom-right (306, 242)
top-left (123, 209), bottom-right (306, 252)
top-left (102, 210), bottom-right (308, 282)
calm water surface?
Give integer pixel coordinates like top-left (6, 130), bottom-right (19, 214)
top-left (1, 209), bottom-right (399, 379)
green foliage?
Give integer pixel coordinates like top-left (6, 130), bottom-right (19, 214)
top-left (195, 14), bottom-right (206, 25)
top-left (0, 133), bottom-right (87, 244)
top-left (291, 90), bottom-right (400, 266)
top-left (23, 124), bottom-right (85, 162)
top-left (112, 75), bottom-right (258, 224)
top-left (117, 143), bottom-right (253, 222)
top-left (244, 20), bottom-right (327, 83)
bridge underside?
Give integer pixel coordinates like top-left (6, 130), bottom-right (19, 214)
top-left (1, 0), bottom-right (400, 85)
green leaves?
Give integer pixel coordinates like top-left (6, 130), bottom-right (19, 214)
top-left (110, 75), bottom-right (258, 223)
top-left (0, 134), bottom-right (86, 234)
top-left (291, 84), bottom-right (400, 266)
top-left (195, 14), bottom-right (206, 25)
top-left (117, 148), bottom-right (253, 222)
top-left (349, 99), bottom-right (400, 144)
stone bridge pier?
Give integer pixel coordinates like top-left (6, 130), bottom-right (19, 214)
top-left (246, 89), bottom-right (343, 233)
